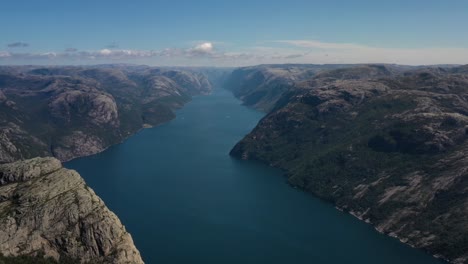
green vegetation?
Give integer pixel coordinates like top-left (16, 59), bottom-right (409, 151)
top-left (0, 65), bottom-right (211, 162)
top-left (0, 253), bottom-right (80, 264)
top-left (230, 64), bottom-right (468, 262)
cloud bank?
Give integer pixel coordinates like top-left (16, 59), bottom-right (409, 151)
top-left (0, 42), bottom-right (255, 65)
top-left (273, 40), bottom-right (468, 65)
top-left (1, 40), bottom-right (467, 66)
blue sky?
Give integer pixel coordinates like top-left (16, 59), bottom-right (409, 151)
top-left (1, 0), bottom-right (468, 66)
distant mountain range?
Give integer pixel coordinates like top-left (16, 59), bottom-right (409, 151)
top-left (229, 63), bottom-right (468, 264)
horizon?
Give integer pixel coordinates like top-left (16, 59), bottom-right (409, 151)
top-left (2, 0), bottom-right (468, 66)
top-left (0, 62), bottom-right (465, 69)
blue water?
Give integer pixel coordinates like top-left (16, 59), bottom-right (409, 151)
top-left (66, 87), bottom-right (444, 264)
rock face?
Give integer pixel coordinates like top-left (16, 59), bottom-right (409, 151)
top-left (0, 157), bottom-right (144, 263)
top-left (230, 64), bottom-right (468, 263)
top-left (0, 65), bottom-right (212, 162)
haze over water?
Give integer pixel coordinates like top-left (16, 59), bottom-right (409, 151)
top-left (66, 87), bottom-right (444, 264)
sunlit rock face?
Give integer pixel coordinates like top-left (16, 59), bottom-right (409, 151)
top-left (0, 157), bottom-right (144, 263)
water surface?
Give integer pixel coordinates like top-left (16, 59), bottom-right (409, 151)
top-left (67, 87), bottom-right (444, 264)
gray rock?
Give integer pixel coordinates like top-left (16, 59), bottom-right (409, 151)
top-left (0, 157), bottom-right (144, 263)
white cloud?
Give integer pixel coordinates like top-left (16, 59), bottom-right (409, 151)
top-left (186, 42), bottom-right (216, 57)
top-left (0, 51), bottom-right (11, 58)
top-left (99, 49), bottom-right (112, 55)
top-left (193, 42), bottom-right (214, 53)
top-left (41, 52), bottom-right (57, 57)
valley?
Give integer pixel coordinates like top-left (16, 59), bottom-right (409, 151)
top-left (0, 64), bottom-right (467, 263)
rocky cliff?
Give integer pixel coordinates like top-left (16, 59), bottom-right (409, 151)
top-left (0, 65), bottom-right (212, 162)
top-left (0, 157), bottom-right (144, 263)
top-left (230, 64), bottom-right (468, 263)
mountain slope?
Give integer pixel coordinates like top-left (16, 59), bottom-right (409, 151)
top-left (0, 65), bottom-right (212, 162)
top-left (230, 65), bottom-right (468, 263)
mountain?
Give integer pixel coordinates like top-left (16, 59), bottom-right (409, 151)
top-left (0, 65), bottom-right (212, 162)
top-left (229, 64), bottom-right (468, 263)
top-left (0, 157), bottom-right (144, 263)
top-left (224, 64), bottom-right (414, 111)
top-left (165, 66), bottom-right (234, 88)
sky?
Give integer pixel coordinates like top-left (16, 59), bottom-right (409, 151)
top-left (1, 0), bottom-right (468, 66)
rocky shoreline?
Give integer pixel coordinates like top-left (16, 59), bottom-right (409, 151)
top-left (344, 207), bottom-right (451, 263)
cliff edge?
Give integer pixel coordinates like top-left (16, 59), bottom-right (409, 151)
top-left (0, 157), bottom-right (144, 263)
